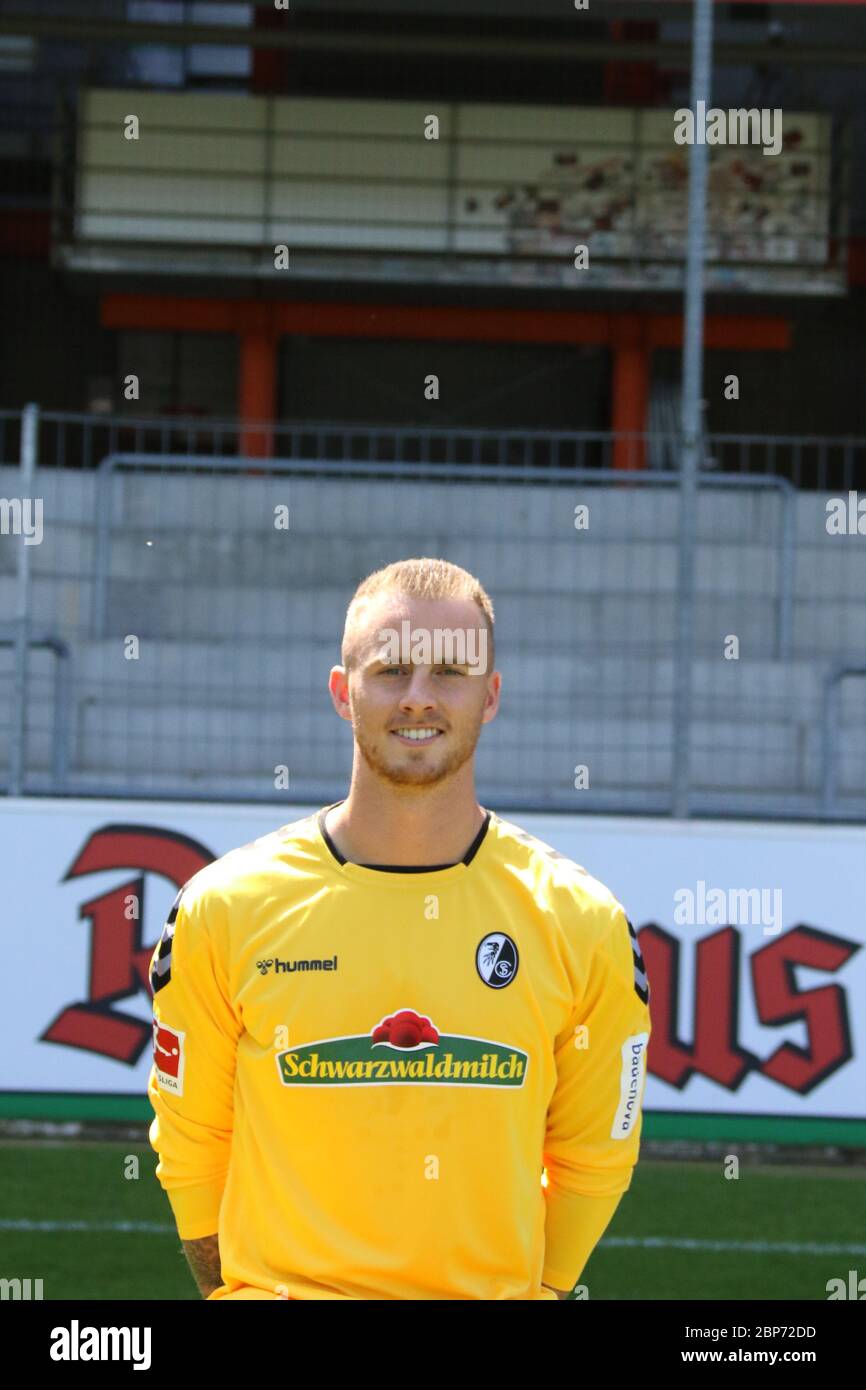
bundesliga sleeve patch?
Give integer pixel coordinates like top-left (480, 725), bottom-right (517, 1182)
top-left (150, 889), bottom-right (183, 996)
top-left (152, 1021), bottom-right (185, 1095)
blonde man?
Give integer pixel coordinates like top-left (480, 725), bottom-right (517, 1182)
top-left (149, 557), bottom-right (651, 1300)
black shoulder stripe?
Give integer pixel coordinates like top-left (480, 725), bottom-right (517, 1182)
top-left (150, 888), bottom-right (184, 995)
top-left (627, 917), bottom-right (650, 1005)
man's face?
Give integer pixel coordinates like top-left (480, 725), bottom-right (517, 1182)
top-left (330, 595), bottom-right (500, 788)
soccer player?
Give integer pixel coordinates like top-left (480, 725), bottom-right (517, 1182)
top-left (148, 557), bottom-right (651, 1300)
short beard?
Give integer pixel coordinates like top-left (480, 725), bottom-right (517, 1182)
top-left (352, 717), bottom-right (481, 788)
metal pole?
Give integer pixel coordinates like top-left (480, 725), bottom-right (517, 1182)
top-left (821, 670), bottom-right (842, 817)
top-left (9, 402), bottom-right (39, 796)
top-left (672, 0), bottom-right (714, 820)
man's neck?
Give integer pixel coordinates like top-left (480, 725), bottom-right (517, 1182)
top-left (325, 778), bottom-right (486, 868)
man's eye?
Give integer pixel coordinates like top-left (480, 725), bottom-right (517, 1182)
top-left (381, 666), bottom-right (405, 675)
top-left (437, 667), bottom-right (463, 675)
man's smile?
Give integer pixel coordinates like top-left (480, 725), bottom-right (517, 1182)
top-left (390, 727), bottom-right (444, 744)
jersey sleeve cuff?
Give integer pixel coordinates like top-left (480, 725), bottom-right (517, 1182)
top-left (542, 1187), bottom-right (625, 1290)
top-left (166, 1180), bottom-right (225, 1239)
top-left (541, 1263), bottom-right (578, 1294)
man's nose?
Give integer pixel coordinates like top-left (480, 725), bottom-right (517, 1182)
top-left (399, 668), bottom-right (437, 710)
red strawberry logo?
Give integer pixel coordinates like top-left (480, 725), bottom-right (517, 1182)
top-left (371, 1010), bottom-right (439, 1049)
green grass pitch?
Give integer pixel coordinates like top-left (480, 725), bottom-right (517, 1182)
top-left (0, 1142), bottom-right (861, 1300)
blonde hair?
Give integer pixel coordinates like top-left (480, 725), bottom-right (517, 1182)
top-left (341, 557), bottom-right (495, 669)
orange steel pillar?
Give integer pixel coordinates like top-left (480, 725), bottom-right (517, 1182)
top-left (237, 306), bottom-right (277, 458)
top-left (610, 314), bottom-right (649, 470)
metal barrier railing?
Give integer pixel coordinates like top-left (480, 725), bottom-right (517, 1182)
top-left (17, 411), bottom-right (866, 492)
top-left (2, 403), bottom-right (865, 818)
top-left (34, 413), bottom-right (673, 472)
top-left (90, 453), bottom-right (798, 662)
top-left (0, 631), bottom-right (71, 794)
top-left (821, 665), bottom-right (866, 816)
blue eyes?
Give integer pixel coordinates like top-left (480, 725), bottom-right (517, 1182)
top-left (381, 666), bottom-right (462, 676)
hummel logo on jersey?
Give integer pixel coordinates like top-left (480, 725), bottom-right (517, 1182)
top-left (257, 955), bottom-right (338, 975)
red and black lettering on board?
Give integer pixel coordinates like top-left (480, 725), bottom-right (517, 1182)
top-left (40, 825), bottom-right (213, 1065)
top-left (641, 923), bottom-right (860, 1096)
top-left (38, 825), bottom-right (860, 1095)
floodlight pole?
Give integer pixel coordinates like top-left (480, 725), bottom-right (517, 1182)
top-left (9, 403), bottom-right (39, 796)
top-left (672, 0), bottom-right (714, 820)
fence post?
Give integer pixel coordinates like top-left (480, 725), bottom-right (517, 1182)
top-left (821, 670), bottom-right (841, 817)
top-left (9, 402), bottom-right (39, 796)
top-left (672, 0), bottom-right (714, 820)
top-left (821, 666), bottom-right (866, 817)
top-left (777, 481), bottom-right (796, 660)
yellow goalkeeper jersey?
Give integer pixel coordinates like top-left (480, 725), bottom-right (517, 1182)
top-left (148, 805), bottom-right (651, 1301)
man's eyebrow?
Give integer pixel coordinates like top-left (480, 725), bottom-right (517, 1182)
top-left (364, 655), bottom-right (472, 670)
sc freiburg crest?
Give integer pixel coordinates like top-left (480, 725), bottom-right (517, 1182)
top-left (476, 932), bottom-right (519, 989)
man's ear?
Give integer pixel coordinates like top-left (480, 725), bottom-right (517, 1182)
top-left (329, 665), bottom-right (352, 722)
top-left (481, 670), bottom-right (502, 725)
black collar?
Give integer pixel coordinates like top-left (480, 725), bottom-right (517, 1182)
top-left (318, 803), bottom-right (491, 872)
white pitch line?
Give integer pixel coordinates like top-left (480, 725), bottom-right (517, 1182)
top-left (0, 1221), bottom-right (863, 1255)
top-left (0, 1219), bottom-right (173, 1233)
top-left (603, 1237), bottom-right (866, 1255)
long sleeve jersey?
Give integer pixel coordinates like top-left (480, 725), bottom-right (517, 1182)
top-left (148, 805), bottom-right (651, 1300)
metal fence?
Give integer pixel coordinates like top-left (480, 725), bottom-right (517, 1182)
top-left (3, 409), bottom-right (866, 488)
top-left (2, 404), bottom-right (865, 820)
